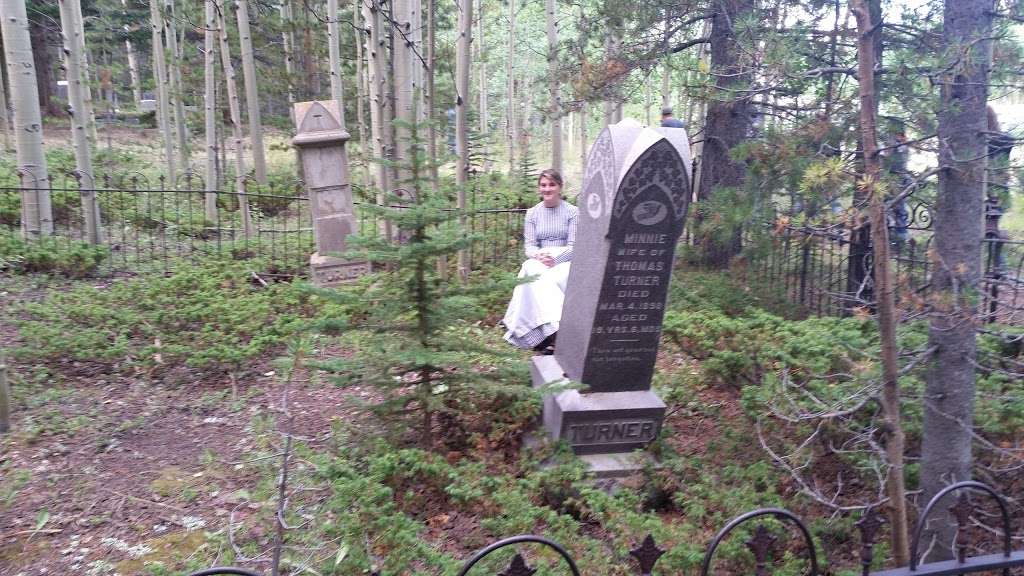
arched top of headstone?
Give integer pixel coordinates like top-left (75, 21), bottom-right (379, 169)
top-left (581, 118), bottom-right (692, 222)
top-left (293, 100), bottom-right (350, 147)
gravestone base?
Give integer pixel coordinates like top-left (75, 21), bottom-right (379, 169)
top-left (310, 253), bottom-right (371, 287)
top-left (531, 355), bottom-right (665, 458)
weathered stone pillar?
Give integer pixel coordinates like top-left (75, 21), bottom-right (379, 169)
top-left (532, 119), bottom-right (692, 474)
top-left (292, 100), bottom-right (370, 285)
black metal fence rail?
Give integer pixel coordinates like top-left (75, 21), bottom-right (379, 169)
top-left (744, 225), bottom-right (1024, 325)
top-left (1, 174), bottom-right (527, 277)
top-left (185, 481), bottom-right (1023, 576)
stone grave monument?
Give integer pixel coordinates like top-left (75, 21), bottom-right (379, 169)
top-left (292, 100), bottom-right (370, 286)
top-left (531, 119), bottom-right (691, 470)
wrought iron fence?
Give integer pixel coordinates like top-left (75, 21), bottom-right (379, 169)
top-left (742, 224), bottom-right (1024, 325)
top-left (0, 171), bottom-right (527, 278)
top-left (185, 481), bottom-right (1024, 576)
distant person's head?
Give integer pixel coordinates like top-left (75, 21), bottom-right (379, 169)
top-left (661, 106), bottom-right (674, 119)
top-left (538, 169), bottom-right (564, 207)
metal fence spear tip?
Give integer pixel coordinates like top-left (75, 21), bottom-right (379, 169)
top-left (499, 553), bottom-right (537, 576)
top-left (630, 534), bottom-right (666, 576)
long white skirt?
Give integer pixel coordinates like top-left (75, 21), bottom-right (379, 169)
top-left (502, 259), bottom-right (571, 349)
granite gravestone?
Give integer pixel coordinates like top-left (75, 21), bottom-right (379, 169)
top-left (292, 100), bottom-right (370, 286)
top-left (531, 119), bottom-right (691, 459)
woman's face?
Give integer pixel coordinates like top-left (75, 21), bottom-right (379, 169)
top-left (538, 176), bottom-right (562, 208)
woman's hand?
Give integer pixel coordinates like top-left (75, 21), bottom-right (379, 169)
top-left (535, 253), bottom-right (556, 267)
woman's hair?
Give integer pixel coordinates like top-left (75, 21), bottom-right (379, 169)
top-left (537, 169), bottom-right (564, 187)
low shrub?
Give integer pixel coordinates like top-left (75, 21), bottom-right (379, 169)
top-left (0, 233), bottom-right (109, 277)
top-left (16, 261), bottom-right (332, 376)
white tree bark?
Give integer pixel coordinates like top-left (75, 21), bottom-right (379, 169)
top-left (59, 0), bottom-right (101, 243)
top-left (326, 0), bottom-right (346, 126)
top-left (455, 0), bottom-right (472, 281)
top-left (546, 0), bottom-right (561, 173)
top-left (150, 0), bottom-right (177, 185)
top-left (392, 0), bottom-right (414, 183)
top-left (280, 0), bottom-right (296, 109)
top-left (165, 0), bottom-right (190, 174)
top-left (506, 0), bottom-right (516, 176)
top-left (353, 0), bottom-right (370, 187)
top-left (425, 0), bottom-right (438, 184)
top-left (0, 35), bottom-right (11, 151)
top-left (122, 0), bottom-right (143, 107)
top-left (204, 0), bottom-right (218, 220)
top-left (1, 0), bottom-right (52, 236)
top-left (216, 0), bottom-right (254, 237)
top-left (364, 0), bottom-right (391, 240)
top-left (578, 101), bottom-right (587, 174)
top-left (235, 0), bottom-right (266, 184)
top-left (475, 0), bottom-right (487, 169)
top-left (70, 0), bottom-right (97, 145)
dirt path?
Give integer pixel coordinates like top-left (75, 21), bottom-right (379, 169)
top-left (0, 279), bottom-right (370, 575)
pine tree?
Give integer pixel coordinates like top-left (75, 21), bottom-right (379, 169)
top-left (311, 118), bottom-right (530, 450)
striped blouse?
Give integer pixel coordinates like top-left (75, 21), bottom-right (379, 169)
top-left (524, 200), bottom-right (578, 265)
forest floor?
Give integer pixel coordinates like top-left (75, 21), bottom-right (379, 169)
top-left (0, 275), bottom-right (380, 574)
top-left (0, 272), bottom-right (735, 576)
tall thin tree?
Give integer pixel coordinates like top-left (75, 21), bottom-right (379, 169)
top-left (455, 0), bottom-right (473, 281)
top-left (59, 0), bottom-right (101, 244)
top-left (546, 0), bottom-right (562, 173)
top-left (204, 0), bottom-right (219, 220)
top-left (70, 0), bottom-right (97, 144)
top-left (165, 0), bottom-right (190, 172)
top-left (327, 0), bottom-right (346, 121)
top-left (852, 0), bottom-right (909, 563)
top-left (920, 0), bottom-right (995, 559)
top-left (2, 0), bottom-right (52, 236)
top-left (216, 0), bottom-right (254, 237)
top-left (506, 0), bottom-right (516, 175)
top-left (235, 0), bottom-right (267, 184)
top-left (150, 0), bottom-right (177, 184)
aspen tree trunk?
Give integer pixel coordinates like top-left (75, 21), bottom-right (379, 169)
top-left (122, 0), bottom-right (143, 107)
top-left (476, 0), bottom-right (485, 132)
top-left (602, 24), bottom-right (622, 125)
top-left (2, 0), bottom-right (52, 236)
top-left (280, 0), bottom-right (296, 109)
top-left (392, 0), bottom-right (413, 180)
top-left (59, 0), bottom-right (101, 244)
top-left (455, 0), bottom-right (472, 281)
top-left (364, 0), bottom-right (392, 240)
top-left (204, 0), bottom-right (218, 219)
top-left (302, 16), bottom-right (318, 97)
top-left (506, 0), bottom-right (516, 176)
top-left (216, 0), bottom-right (254, 237)
top-left (851, 0), bottom-right (909, 564)
top-left (164, 0), bottom-right (189, 174)
top-left (425, 0), bottom-right (438, 183)
top-left (150, 0), bottom-right (177, 184)
top-left (411, 0), bottom-right (424, 126)
top-left (546, 0), bottom-right (562, 173)
top-left (578, 102), bottom-right (586, 174)
top-left (921, 0), bottom-right (994, 558)
top-left (70, 0), bottom-right (98, 145)
top-left (327, 0), bottom-right (345, 119)
top-left (0, 26), bottom-right (11, 150)
top-left (354, 0), bottom-right (370, 188)
top-left (235, 0), bottom-right (266, 184)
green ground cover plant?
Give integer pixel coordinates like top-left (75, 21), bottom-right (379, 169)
top-left (0, 232), bottom-right (109, 277)
top-left (14, 261), bottom-right (335, 378)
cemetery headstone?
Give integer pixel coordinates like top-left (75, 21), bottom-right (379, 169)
top-left (531, 119), bottom-right (691, 466)
top-left (292, 100), bottom-right (370, 286)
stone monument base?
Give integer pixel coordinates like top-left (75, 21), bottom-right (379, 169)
top-left (530, 355), bottom-right (666, 457)
top-left (310, 253), bottom-right (371, 287)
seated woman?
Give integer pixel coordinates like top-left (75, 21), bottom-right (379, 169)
top-left (502, 169), bottom-right (578, 352)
